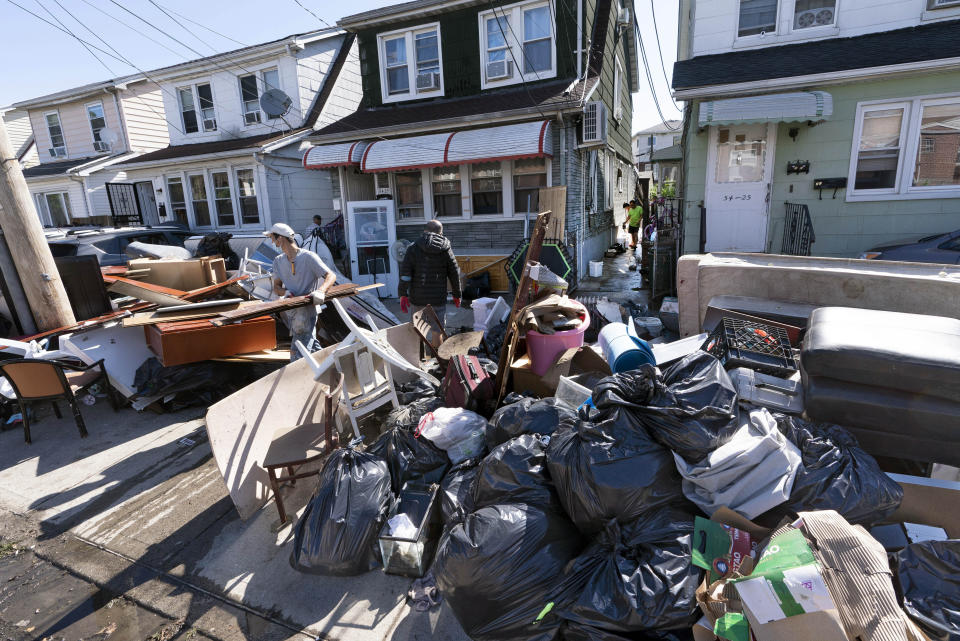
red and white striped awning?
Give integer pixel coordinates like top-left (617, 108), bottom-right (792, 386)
top-left (302, 141), bottom-right (369, 169)
top-left (360, 120), bottom-right (552, 173)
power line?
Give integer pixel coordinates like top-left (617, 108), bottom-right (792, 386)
top-left (34, 0), bottom-right (118, 76)
top-left (149, 0), bottom-right (249, 47)
top-left (148, 0), bottom-right (222, 55)
top-left (79, 0), bottom-right (188, 60)
top-left (487, 2), bottom-right (548, 120)
top-left (291, 0), bottom-right (334, 29)
top-left (634, 19), bottom-right (681, 130)
top-left (648, 0), bottom-right (681, 112)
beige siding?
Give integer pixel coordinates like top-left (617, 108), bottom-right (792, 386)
top-left (27, 177), bottom-right (89, 223)
top-left (120, 84), bottom-right (170, 152)
top-left (2, 109), bottom-right (33, 153)
top-left (29, 94), bottom-right (125, 163)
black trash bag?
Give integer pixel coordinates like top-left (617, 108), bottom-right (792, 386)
top-left (384, 396), bottom-right (444, 432)
top-left (596, 352), bottom-right (739, 463)
top-left (440, 456), bottom-right (481, 525)
top-left (562, 622), bottom-right (693, 641)
top-left (434, 503), bottom-right (583, 641)
top-left (463, 271), bottom-right (491, 300)
top-left (368, 426), bottom-right (450, 494)
top-left (290, 447), bottom-right (392, 575)
top-left (488, 397), bottom-right (579, 450)
top-left (546, 407), bottom-right (685, 534)
top-left (895, 540), bottom-right (960, 641)
top-left (766, 415), bottom-right (903, 525)
top-left (396, 378), bottom-right (440, 405)
top-left (195, 232), bottom-right (239, 270)
top-left (557, 508), bottom-right (702, 633)
top-left (473, 434), bottom-right (559, 510)
top-left (483, 321), bottom-right (508, 359)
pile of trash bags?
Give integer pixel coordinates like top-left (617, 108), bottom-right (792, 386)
top-left (288, 350), bottom-right (917, 641)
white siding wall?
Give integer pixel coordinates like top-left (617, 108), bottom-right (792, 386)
top-left (3, 109), bottom-right (33, 153)
top-left (691, 0), bottom-right (960, 57)
top-left (161, 54), bottom-right (306, 146)
top-left (27, 177), bottom-right (89, 223)
top-left (314, 38), bottom-right (362, 128)
top-left (264, 147), bottom-right (336, 235)
top-left (120, 84), bottom-right (170, 152)
top-left (28, 94), bottom-right (125, 163)
top-left (295, 38), bottom-right (343, 123)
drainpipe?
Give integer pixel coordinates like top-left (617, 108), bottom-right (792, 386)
top-left (577, 0), bottom-right (583, 79)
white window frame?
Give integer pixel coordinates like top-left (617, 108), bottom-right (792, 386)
top-left (377, 22), bottom-right (444, 104)
top-left (929, 0), bottom-right (960, 8)
top-left (478, 0), bottom-right (557, 90)
top-left (847, 92), bottom-right (960, 201)
top-left (164, 175), bottom-right (189, 225)
top-left (43, 110), bottom-right (67, 158)
top-left (174, 166), bottom-right (262, 229)
top-left (734, 0), bottom-right (840, 48)
top-left (234, 167), bottom-right (262, 227)
top-left (238, 67), bottom-right (281, 125)
top-left (178, 82), bottom-right (218, 134)
top-left (613, 57), bottom-right (624, 121)
top-left (85, 101), bottom-right (109, 152)
top-left (40, 191), bottom-right (72, 226)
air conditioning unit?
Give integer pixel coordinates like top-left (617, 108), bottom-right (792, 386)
top-left (49, 147), bottom-right (66, 158)
top-left (617, 6), bottom-right (631, 28)
top-left (93, 141), bottom-right (110, 152)
top-left (203, 118), bottom-right (218, 131)
top-left (486, 59), bottom-right (514, 81)
top-left (582, 101), bottom-right (607, 145)
top-left (375, 172), bottom-right (392, 197)
top-left (416, 71), bottom-right (441, 91)
top-left (244, 111), bottom-right (262, 125)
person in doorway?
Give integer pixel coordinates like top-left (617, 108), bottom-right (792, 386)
top-left (624, 199), bottom-right (644, 249)
top-left (265, 222), bottom-right (337, 361)
top-left (398, 220), bottom-right (461, 324)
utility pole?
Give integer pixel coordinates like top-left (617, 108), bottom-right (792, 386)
top-left (0, 119), bottom-right (75, 331)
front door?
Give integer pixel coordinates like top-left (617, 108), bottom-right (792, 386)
top-left (346, 200), bottom-right (398, 297)
top-left (135, 181), bottom-right (160, 226)
top-left (704, 123), bottom-right (776, 252)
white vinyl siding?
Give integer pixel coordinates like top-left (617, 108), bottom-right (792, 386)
top-left (119, 85), bottom-right (169, 152)
top-left (377, 23), bottom-right (444, 103)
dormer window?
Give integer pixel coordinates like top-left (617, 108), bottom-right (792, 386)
top-left (377, 23), bottom-right (444, 103)
top-left (479, 0), bottom-right (556, 89)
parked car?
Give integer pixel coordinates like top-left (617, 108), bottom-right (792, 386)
top-left (47, 225), bottom-right (193, 266)
top-left (859, 229), bottom-right (960, 264)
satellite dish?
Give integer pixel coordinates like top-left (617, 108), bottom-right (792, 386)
top-left (99, 127), bottom-right (119, 147)
top-left (260, 89), bottom-right (293, 118)
top-left (391, 239), bottom-right (412, 263)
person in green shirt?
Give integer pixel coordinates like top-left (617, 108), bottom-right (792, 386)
top-left (621, 199), bottom-right (644, 248)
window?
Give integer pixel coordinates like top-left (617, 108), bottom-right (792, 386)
top-left (716, 124), bottom-right (768, 183)
top-left (166, 177), bottom-right (188, 225)
top-left (378, 24), bottom-right (443, 103)
top-left (211, 171), bottom-right (234, 226)
top-left (616, 166), bottom-right (623, 193)
top-left (738, 0), bottom-right (778, 37)
top-left (396, 171), bottom-right (424, 219)
top-left (432, 166), bottom-right (461, 217)
top-left (188, 174), bottom-right (211, 226)
top-left (792, 0), bottom-right (836, 30)
top-left (239, 68), bottom-right (281, 124)
top-left (45, 112), bottom-right (66, 157)
top-left (479, 0), bottom-right (556, 88)
top-left (853, 107), bottom-right (904, 190)
top-left (86, 102), bottom-right (108, 151)
top-left (605, 152), bottom-right (614, 209)
top-left (848, 95), bottom-right (960, 199)
top-left (44, 192), bottom-right (71, 226)
top-left (262, 69), bottom-right (280, 119)
top-left (471, 162), bottom-right (503, 215)
top-left (514, 158), bottom-right (547, 213)
top-left (178, 84), bottom-right (216, 134)
top-left (235, 169), bottom-right (260, 225)
top-left (614, 58), bottom-right (624, 121)
top-left (928, 0), bottom-right (960, 8)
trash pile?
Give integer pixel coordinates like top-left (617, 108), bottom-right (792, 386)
top-left (272, 278), bottom-right (960, 641)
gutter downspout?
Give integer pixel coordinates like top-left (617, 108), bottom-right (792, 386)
top-left (577, 0), bottom-right (583, 80)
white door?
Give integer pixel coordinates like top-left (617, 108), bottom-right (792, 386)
top-left (704, 123), bottom-right (776, 252)
top-left (346, 200), bottom-right (398, 297)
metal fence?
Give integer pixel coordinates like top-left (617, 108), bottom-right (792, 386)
top-left (650, 197), bottom-right (684, 300)
top-left (781, 202), bottom-right (816, 256)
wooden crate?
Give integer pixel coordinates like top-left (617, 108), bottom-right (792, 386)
top-left (457, 255), bottom-right (511, 292)
top-left (145, 316), bottom-right (276, 367)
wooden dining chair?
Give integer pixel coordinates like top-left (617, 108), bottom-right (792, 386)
top-left (0, 358), bottom-right (117, 444)
top-left (261, 372), bottom-right (345, 524)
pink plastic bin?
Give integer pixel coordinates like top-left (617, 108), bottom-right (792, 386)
top-left (525, 305), bottom-right (590, 376)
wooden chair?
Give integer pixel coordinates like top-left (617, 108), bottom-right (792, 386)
top-left (0, 358), bottom-right (117, 444)
top-left (411, 305), bottom-right (447, 361)
top-left (261, 372), bottom-right (344, 524)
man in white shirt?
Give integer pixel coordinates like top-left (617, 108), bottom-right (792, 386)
top-left (265, 223), bottom-right (336, 361)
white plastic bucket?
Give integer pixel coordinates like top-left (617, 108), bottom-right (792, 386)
top-left (589, 261), bottom-right (603, 278)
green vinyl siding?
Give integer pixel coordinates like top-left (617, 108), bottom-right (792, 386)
top-left (682, 70), bottom-right (960, 258)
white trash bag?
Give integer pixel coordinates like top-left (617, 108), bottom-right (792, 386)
top-left (416, 407), bottom-right (487, 464)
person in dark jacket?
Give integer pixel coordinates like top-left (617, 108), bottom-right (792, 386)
top-left (399, 220), bottom-right (461, 323)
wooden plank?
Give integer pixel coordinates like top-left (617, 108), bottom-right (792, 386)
top-left (210, 282), bottom-right (361, 326)
top-left (107, 277), bottom-right (188, 306)
top-left (121, 301), bottom-right (257, 328)
top-left (540, 186), bottom-right (567, 239)
top-left (493, 210), bottom-right (551, 404)
top-left (180, 275), bottom-right (250, 302)
top-left (211, 349), bottom-right (291, 363)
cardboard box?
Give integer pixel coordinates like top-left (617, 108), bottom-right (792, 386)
top-left (510, 344), bottom-right (611, 397)
top-left (129, 257), bottom-right (225, 291)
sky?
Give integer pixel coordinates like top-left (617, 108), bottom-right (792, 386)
top-left (0, 0), bottom-right (682, 135)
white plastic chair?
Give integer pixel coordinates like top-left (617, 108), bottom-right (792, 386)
top-left (332, 341), bottom-right (399, 441)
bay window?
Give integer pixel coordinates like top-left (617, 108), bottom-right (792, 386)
top-left (849, 95), bottom-right (960, 200)
top-left (479, 0), bottom-right (556, 88)
top-left (396, 171), bottom-right (425, 219)
top-left (378, 24), bottom-right (444, 103)
top-left (513, 158), bottom-right (547, 213)
top-left (471, 162), bottom-right (503, 215)
top-left (432, 166), bottom-right (462, 217)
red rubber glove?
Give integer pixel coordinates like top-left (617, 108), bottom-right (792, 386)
top-left (400, 296), bottom-right (410, 313)
top-left (453, 297), bottom-right (461, 308)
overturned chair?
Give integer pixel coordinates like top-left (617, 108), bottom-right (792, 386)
top-left (0, 358), bottom-right (117, 444)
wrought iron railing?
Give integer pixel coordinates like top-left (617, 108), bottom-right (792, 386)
top-left (781, 202), bottom-right (816, 256)
top-left (650, 197), bottom-right (684, 300)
